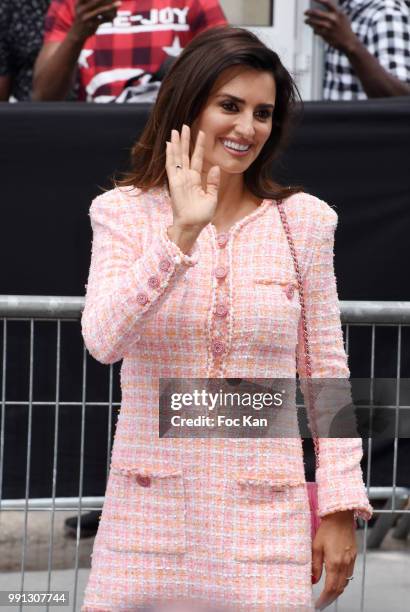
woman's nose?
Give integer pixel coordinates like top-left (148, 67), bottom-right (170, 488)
top-left (234, 118), bottom-right (256, 140)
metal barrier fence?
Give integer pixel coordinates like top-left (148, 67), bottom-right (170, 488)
top-left (0, 296), bottom-right (409, 612)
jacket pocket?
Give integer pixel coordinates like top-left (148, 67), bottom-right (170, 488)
top-left (228, 474), bottom-right (310, 564)
top-left (103, 465), bottom-right (186, 554)
top-left (251, 276), bottom-right (300, 336)
top-left (253, 277), bottom-right (300, 309)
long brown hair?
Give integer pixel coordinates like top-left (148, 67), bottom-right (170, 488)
top-left (117, 25), bottom-right (303, 200)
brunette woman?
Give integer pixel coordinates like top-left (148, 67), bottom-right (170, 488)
top-left (81, 25), bottom-right (373, 612)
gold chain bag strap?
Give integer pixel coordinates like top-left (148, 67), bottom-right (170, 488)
top-left (276, 199), bottom-right (321, 540)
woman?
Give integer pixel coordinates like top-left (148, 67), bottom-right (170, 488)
top-left (81, 25), bottom-right (373, 612)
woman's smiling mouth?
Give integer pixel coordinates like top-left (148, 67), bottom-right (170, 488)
top-left (220, 138), bottom-right (253, 157)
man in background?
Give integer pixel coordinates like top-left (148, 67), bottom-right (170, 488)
top-left (0, 0), bottom-right (50, 101)
top-left (305, 0), bottom-right (410, 100)
top-left (33, 0), bottom-right (227, 102)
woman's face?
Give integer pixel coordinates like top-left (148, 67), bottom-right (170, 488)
top-left (192, 67), bottom-right (276, 177)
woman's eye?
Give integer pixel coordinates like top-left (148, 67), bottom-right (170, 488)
top-left (220, 102), bottom-right (272, 121)
top-left (257, 110), bottom-right (272, 120)
top-left (221, 101), bottom-right (237, 111)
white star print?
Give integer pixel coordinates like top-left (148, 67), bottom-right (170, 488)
top-left (162, 35), bottom-right (183, 57)
top-left (78, 49), bottom-right (94, 69)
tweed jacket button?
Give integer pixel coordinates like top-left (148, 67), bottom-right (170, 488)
top-left (148, 275), bottom-right (161, 289)
top-left (215, 304), bottom-right (228, 317)
top-left (215, 265), bottom-right (227, 279)
top-left (136, 292), bottom-right (149, 306)
top-left (217, 233), bottom-right (228, 248)
top-left (285, 284), bottom-right (295, 300)
top-left (159, 258), bottom-right (172, 272)
top-left (136, 474), bottom-right (151, 487)
top-left (211, 339), bottom-right (225, 355)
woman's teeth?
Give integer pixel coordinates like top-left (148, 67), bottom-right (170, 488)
top-left (223, 139), bottom-right (250, 151)
top-left (221, 139), bottom-right (252, 155)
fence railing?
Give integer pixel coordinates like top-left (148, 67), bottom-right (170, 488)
top-left (1, 296), bottom-right (409, 612)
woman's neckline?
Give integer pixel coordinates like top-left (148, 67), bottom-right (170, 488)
top-left (155, 184), bottom-right (272, 236)
top-left (210, 198), bottom-right (271, 236)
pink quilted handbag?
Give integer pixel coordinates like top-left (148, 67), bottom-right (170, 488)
top-left (277, 199), bottom-right (321, 541)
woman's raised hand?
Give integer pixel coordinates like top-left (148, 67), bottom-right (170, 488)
top-left (166, 124), bottom-right (220, 230)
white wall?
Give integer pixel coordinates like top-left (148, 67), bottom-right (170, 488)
top-left (221, 0), bottom-right (272, 27)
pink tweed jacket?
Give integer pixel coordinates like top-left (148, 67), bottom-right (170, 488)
top-left (81, 184), bottom-right (373, 612)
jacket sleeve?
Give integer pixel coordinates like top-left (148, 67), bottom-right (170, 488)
top-left (296, 202), bottom-right (373, 522)
top-left (81, 189), bottom-right (200, 365)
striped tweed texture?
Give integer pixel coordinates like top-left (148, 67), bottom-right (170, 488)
top-left (80, 185), bottom-right (373, 611)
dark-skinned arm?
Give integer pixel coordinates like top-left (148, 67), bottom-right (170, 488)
top-left (33, 0), bottom-right (121, 101)
top-left (344, 38), bottom-right (410, 97)
top-left (305, 0), bottom-right (410, 98)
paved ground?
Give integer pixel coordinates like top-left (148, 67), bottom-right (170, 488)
top-left (0, 511), bottom-right (409, 611)
top-left (0, 511), bottom-right (93, 572)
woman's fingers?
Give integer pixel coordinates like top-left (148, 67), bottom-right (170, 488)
top-left (339, 554), bottom-right (356, 593)
top-left (181, 124), bottom-right (190, 170)
top-left (190, 129), bottom-right (205, 177)
top-left (168, 125), bottom-right (204, 178)
top-left (315, 558), bottom-right (354, 610)
top-left (335, 545), bottom-right (356, 594)
top-left (165, 141), bottom-right (172, 175)
top-left (171, 129), bottom-right (182, 167)
top-left (316, 565), bottom-right (341, 609)
top-left (167, 126), bottom-right (216, 202)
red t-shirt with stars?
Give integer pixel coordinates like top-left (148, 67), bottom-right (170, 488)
top-left (44, 0), bottom-right (227, 102)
